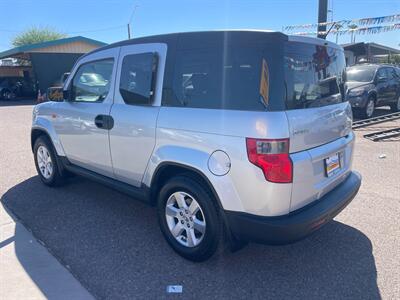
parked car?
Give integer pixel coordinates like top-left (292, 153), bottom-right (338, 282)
top-left (0, 77), bottom-right (35, 100)
top-left (31, 31), bottom-right (361, 261)
top-left (0, 78), bottom-right (16, 100)
top-left (345, 64), bottom-right (400, 118)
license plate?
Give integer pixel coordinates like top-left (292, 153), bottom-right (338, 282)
top-left (325, 153), bottom-right (341, 177)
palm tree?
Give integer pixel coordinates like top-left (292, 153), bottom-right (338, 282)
top-left (348, 24), bottom-right (358, 43)
top-left (334, 23), bottom-right (343, 43)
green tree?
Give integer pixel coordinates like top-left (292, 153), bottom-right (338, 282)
top-left (12, 26), bottom-right (67, 47)
top-left (391, 54), bottom-right (400, 64)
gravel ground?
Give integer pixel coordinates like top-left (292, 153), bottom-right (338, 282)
top-left (0, 101), bottom-right (399, 299)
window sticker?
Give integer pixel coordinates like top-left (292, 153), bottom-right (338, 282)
top-left (259, 58), bottom-right (269, 106)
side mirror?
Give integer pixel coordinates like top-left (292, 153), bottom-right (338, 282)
top-left (47, 87), bottom-right (64, 102)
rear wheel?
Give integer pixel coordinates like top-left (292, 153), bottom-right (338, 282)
top-left (33, 136), bottom-right (66, 186)
top-left (389, 96), bottom-right (400, 112)
top-left (157, 175), bottom-right (222, 262)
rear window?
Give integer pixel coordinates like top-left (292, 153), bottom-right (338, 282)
top-left (284, 42), bottom-right (346, 110)
top-left (166, 47), bottom-right (273, 111)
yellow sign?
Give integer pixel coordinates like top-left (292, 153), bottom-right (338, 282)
top-left (259, 59), bottom-right (269, 106)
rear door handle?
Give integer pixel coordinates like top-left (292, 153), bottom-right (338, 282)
top-left (95, 115), bottom-right (114, 130)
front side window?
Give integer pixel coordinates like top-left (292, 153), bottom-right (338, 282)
top-left (119, 52), bottom-right (157, 105)
top-left (284, 42), bottom-right (346, 109)
top-left (375, 68), bottom-right (388, 81)
top-left (71, 59), bottom-right (114, 102)
top-left (385, 67), bottom-right (394, 80)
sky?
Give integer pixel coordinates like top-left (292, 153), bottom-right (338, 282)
top-left (0, 0), bottom-right (399, 52)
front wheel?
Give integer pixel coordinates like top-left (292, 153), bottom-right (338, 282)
top-left (33, 136), bottom-right (66, 186)
top-left (157, 175), bottom-right (222, 262)
top-left (389, 96), bottom-right (400, 112)
top-left (360, 96), bottom-right (375, 119)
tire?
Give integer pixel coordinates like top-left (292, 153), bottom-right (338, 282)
top-left (360, 96), bottom-right (375, 119)
top-left (157, 175), bottom-right (222, 262)
top-left (2, 89), bottom-right (15, 100)
top-left (33, 136), bottom-right (66, 186)
top-left (389, 96), bottom-right (400, 112)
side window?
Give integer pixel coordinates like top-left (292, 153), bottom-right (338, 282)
top-left (376, 68), bottom-right (387, 81)
top-left (172, 49), bottom-right (218, 108)
top-left (385, 68), bottom-right (394, 80)
top-left (71, 59), bottom-right (114, 102)
top-left (119, 52), bottom-right (158, 105)
top-left (389, 67), bottom-right (398, 80)
top-left (395, 68), bottom-right (400, 79)
top-left (169, 48), bottom-right (266, 111)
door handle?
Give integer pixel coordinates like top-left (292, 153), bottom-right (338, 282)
top-left (95, 115), bottom-right (114, 130)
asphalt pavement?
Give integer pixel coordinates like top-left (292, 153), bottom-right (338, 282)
top-left (0, 100), bottom-right (399, 299)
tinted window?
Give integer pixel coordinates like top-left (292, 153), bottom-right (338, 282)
top-left (284, 42), bottom-right (345, 110)
top-left (376, 68), bottom-right (388, 80)
top-left (395, 68), bottom-right (400, 79)
top-left (346, 65), bottom-right (377, 82)
top-left (71, 59), bottom-right (113, 102)
top-left (168, 47), bottom-right (268, 111)
top-left (385, 67), bottom-right (395, 80)
top-left (392, 68), bottom-right (400, 80)
top-left (119, 52), bottom-right (157, 105)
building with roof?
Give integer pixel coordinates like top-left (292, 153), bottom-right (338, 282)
top-left (342, 42), bottom-right (400, 66)
top-left (0, 36), bottom-right (106, 97)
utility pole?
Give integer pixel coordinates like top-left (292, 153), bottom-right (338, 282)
top-left (127, 24), bottom-right (131, 39)
top-left (317, 0), bottom-right (328, 39)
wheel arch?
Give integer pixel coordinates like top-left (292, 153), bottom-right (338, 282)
top-left (368, 90), bottom-right (377, 102)
top-left (149, 162), bottom-right (223, 210)
top-left (31, 126), bottom-right (65, 156)
top-left (31, 109), bottom-right (66, 157)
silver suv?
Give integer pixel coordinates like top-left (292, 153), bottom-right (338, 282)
top-left (31, 31), bottom-right (361, 262)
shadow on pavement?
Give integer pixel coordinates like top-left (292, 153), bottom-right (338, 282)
top-left (2, 176), bottom-right (380, 299)
top-left (0, 210), bottom-right (93, 300)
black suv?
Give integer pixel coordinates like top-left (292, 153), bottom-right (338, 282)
top-left (345, 64), bottom-right (400, 118)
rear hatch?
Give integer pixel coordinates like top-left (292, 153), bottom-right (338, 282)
top-left (284, 39), bottom-right (354, 211)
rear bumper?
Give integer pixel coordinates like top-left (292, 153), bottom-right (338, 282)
top-left (225, 171), bottom-right (362, 244)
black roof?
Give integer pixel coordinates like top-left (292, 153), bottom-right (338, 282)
top-left (83, 30), bottom-right (288, 58)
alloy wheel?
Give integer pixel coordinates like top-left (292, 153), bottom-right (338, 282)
top-left (37, 145), bottom-right (53, 179)
top-left (165, 191), bottom-right (206, 247)
top-left (366, 99), bottom-right (375, 118)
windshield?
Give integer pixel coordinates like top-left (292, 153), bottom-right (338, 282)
top-left (346, 66), bottom-right (376, 82)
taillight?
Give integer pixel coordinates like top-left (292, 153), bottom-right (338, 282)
top-left (246, 138), bottom-right (292, 183)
